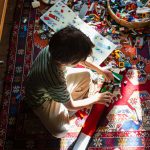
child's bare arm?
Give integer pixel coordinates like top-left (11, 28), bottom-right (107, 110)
top-left (64, 91), bottom-right (113, 111)
top-left (79, 60), bottom-right (114, 82)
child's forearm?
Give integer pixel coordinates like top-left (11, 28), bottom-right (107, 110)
top-left (64, 96), bottom-right (97, 111)
top-left (80, 60), bottom-right (104, 75)
top-left (64, 91), bottom-right (113, 111)
top-left (80, 60), bottom-right (114, 82)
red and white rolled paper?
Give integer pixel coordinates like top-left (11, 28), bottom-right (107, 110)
top-left (73, 103), bottom-right (106, 150)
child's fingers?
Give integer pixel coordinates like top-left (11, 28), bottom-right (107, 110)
top-left (103, 97), bottom-right (112, 103)
top-left (104, 103), bottom-right (110, 107)
top-left (97, 101), bottom-right (110, 107)
top-left (103, 91), bottom-right (114, 97)
top-left (104, 75), bottom-right (114, 82)
top-left (98, 96), bottom-right (112, 103)
top-left (103, 99), bottom-right (113, 107)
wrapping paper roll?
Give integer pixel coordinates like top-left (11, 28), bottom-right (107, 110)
top-left (73, 104), bottom-right (105, 150)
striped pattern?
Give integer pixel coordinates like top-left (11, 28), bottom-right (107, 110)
top-left (25, 47), bottom-right (70, 107)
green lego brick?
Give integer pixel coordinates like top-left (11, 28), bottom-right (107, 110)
top-left (112, 72), bottom-right (123, 83)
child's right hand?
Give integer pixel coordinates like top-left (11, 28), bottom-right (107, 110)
top-left (93, 91), bottom-right (114, 107)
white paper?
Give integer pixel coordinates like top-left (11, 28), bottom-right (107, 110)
top-left (40, 1), bottom-right (117, 65)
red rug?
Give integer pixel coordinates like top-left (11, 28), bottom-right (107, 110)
top-left (88, 46), bottom-right (150, 149)
top-left (0, 0), bottom-right (150, 150)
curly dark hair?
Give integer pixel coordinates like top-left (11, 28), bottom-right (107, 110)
top-left (49, 26), bottom-right (94, 65)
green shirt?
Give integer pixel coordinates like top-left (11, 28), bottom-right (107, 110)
top-left (25, 47), bottom-right (70, 107)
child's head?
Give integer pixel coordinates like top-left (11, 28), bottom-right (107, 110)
top-left (49, 26), bottom-right (94, 65)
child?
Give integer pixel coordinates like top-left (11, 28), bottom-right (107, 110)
top-left (25, 26), bottom-right (114, 138)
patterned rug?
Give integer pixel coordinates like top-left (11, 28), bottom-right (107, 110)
top-left (0, 0), bottom-right (150, 150)
top-left (86, 34), bottom-right (150, 149)
top-left (0, 0), bottom-right (82, 149)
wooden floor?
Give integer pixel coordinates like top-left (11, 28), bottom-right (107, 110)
top-left (0, 0), bottom-right (17, 103)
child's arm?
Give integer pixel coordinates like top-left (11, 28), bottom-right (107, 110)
top-left (64, 91), bottom-right (113, 111)
top-left (79, 60), bottom-right (114, 82)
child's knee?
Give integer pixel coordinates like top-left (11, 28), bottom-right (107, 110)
top-left (79, 70), bottom-right (91, 79)
top-left (50, 123), bottom-right (70, 138)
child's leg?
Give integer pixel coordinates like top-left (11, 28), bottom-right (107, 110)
top-left (66, 67), bottom-right (100, 103)
top-left (66, 68), bottom-right (92, 100)
top-left (66, 68), bottom-right (94, 117)
top-left (33, 99), bottom-right (70, 138)
top-left (33, 68), bottom-right (93, 138)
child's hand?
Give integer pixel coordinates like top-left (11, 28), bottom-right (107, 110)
top-left (101, 68), bottom-right (114, 82)
top-left (93, 91), bottom-right (114, 107)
